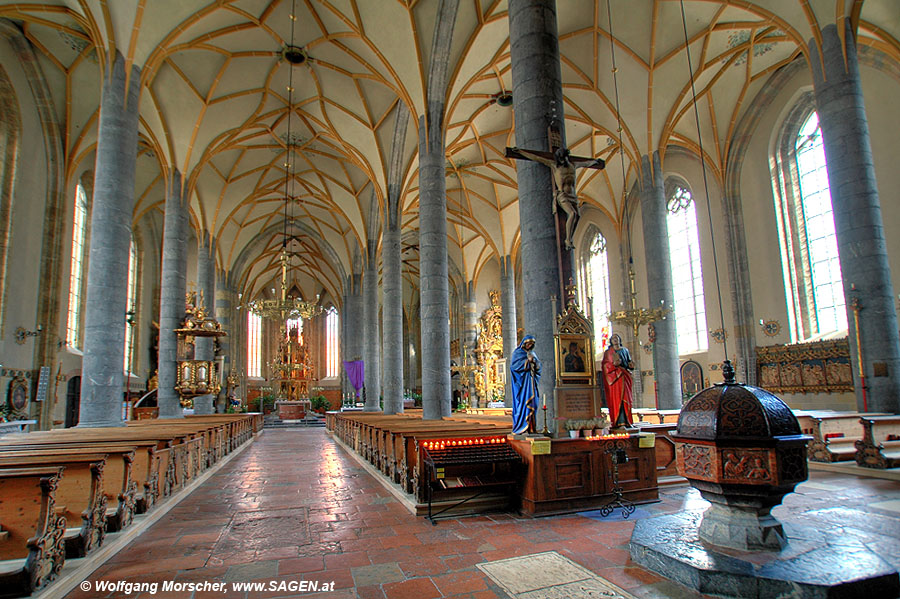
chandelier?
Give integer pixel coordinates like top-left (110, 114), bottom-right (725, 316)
top-left (248, 249), bottom-right (324, 321)
top-left (248, 0), bottom-right (323, 324)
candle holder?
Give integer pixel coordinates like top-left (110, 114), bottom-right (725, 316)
top-left (610, 265), bottom-right (670, 340)
top-left (541, 401), bottom-right (550, 435)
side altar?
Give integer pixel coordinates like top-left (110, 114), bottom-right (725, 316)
top-left (507, 287), bottom-right (658, 516)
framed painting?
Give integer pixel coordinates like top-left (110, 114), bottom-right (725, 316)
top-left (555, 334), bottom-right (593, 381)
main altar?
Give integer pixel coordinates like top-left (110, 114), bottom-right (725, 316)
top-left (271, 321), bottom-right (316, 419)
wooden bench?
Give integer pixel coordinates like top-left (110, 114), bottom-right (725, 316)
top-left (0, 438), bottom-right (160, 515)
top-left (0, 427), bottom-right (204, 503)
top-left (855, 415), bottom-right (900, 469)
top-left (807, 414), bottom-right (882, 462)
top-left (0, 451), bottom-right (106, 559)
top-left (0, 466), bottom-right (67, 599)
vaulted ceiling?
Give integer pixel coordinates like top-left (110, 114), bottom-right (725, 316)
top-left (2, 0), bottom-right (897, 306)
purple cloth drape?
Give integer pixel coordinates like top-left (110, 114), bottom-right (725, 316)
top-left (343, 360), bottom-right (365, 397)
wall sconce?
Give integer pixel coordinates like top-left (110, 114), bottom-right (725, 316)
top-left (15, 325), bottom-right (42, 345)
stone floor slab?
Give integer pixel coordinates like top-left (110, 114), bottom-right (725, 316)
top-left (476, 551), bottom-right (635, 598)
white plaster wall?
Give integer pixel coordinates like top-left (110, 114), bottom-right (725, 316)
top-left (0, 38), bottom-right (50, 418)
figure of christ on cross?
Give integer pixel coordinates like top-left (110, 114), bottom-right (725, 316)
top-left (505, 145), bottom-right (605, 250)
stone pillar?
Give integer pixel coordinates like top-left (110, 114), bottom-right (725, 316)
top-left (639, 152), bottom-right (680, 409)
top-left (382, 216), bottom-right (403, 414)
top-left (500, 255), bottom-right (517, 408)
top-left (810, 23), bottom-right (900, 413)
top-left (508, 0), bottom-right (564, 431)
top-left (363, 249), bottom-right (381, 410)
top-left (340, 286), bottom-right (350, 398)
top-left (407, 305), bottom-right (420, 390)
top-left (193, 234), bottom-right (216, 414)
top-left (343, 273), bottom-right (364, 403)
top-left (78, 52), bottom-right (141, 427)
top-left (463, 280), bottom-right (478, 401)
top-left (419, 120), bottom-right (452, 419)
top-left (157, 170), bottom-right (188, 419)
top-left (215, 275), bottom-right (233, 413)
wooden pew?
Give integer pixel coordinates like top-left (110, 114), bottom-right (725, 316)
top-left (855, 415), bottom-right (900, 469)
top-left (0, 466), bottom-right (66, 599)
top-left (806, 413), bottom-right (885, 462)
top-left (0, 452), bottom-right (106, 558)
top-left (0, 427), bottom-right (202, 502)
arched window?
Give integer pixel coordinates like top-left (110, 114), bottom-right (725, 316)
top-left (326, 307), bottom-right (339, 377)
top-left (66, 182), bottom-right (89, 349)
top-left (795, 112), bottom-right (845, 336)
top-left (0, 65), bottom-right (19, 332)
top-left (580, 230), bottom-right (611, 352)
top-left (123, 237), bottom-right (139, 373)
top-left (247, 311), bottom-right (262, 377)
top-left (772, 104), bottom-right (846, 341)
top-left (666, 184), bottom-right (708, 353)
top-left (286, 316), bottom-right (303, 345)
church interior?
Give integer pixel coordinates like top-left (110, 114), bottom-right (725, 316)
top-left (0, 1), bottom-right (899, 598)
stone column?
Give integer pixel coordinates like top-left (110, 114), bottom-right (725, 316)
top-left (343, 273), bottom-right (364, 402)
top-left (500, 255), bottom-right (517, 408)
top-left (340, 286), bottom-right (350, 398)
top-left (193, 234), bottom-right (216, 414)
top-left (157, 170), bottom-right (188, 418)
top-left (419, 120), bottom-right (452, 419)
top-left (382, 215), bottom-right (403, 414)
top-left (810, 23), bottom-right (900, 413)
top-left (215, 275), bottom-right (233, 413)
top-left (508, 0), bottom-right (564, 431)
top-left (639, 152), bottom-right (680, 409)
top-left (363, 248), bottom-right (381, 410)
top-left (78, 52), bottom-right (141, 428)
top-left (463, 280), bottom-right (478, 402)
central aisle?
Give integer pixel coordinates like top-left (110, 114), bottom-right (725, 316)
top-left (68, 428), bottom-right (882, 599)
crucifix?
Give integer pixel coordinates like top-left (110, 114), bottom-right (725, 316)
top-left (506, 121), bottom-right (605, 305)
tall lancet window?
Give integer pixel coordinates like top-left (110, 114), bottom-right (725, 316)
top-left (66, 183), bottom-right (89, 349)
top-left (326, 307), bottom-right (339, 377)
top-left (772, 105), bottom-right (847, 341)
top-left (580, 230), bottom-right (611, 352)
top-left (795, 112), bottom-right (845, 336)
top-left (247, 311), bottom-right (262, 377)
top-left (123, 237), bottom-right (139, 373)
top-left (667, 184), bottom-right (708, 353)
top-left (286, 317), bottom-right (303, 343)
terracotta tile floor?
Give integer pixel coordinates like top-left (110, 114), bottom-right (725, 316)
top-left (65, 429), bottom-right (900, 599)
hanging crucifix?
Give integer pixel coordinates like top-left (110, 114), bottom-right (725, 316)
top-left (505, 123), bottom-right (605, 251)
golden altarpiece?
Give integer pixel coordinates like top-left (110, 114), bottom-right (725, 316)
top-left (271, 322), bottom-right (316, 401)
top-left (473, 290), bottom-right (505, 404)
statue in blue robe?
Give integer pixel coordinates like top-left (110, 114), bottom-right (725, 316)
top-left (510, 335), bottom-right (541, 435)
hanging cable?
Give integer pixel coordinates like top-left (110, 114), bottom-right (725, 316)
top-left (678, 0), bottom-right (729, 363)
top-left (282, 0), bottom-right (298, 252)
top-left (605, 1), bottom-right (629, 229)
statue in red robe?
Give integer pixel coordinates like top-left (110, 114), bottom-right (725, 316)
top-left (601, 333), bottom-right (634, 428)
